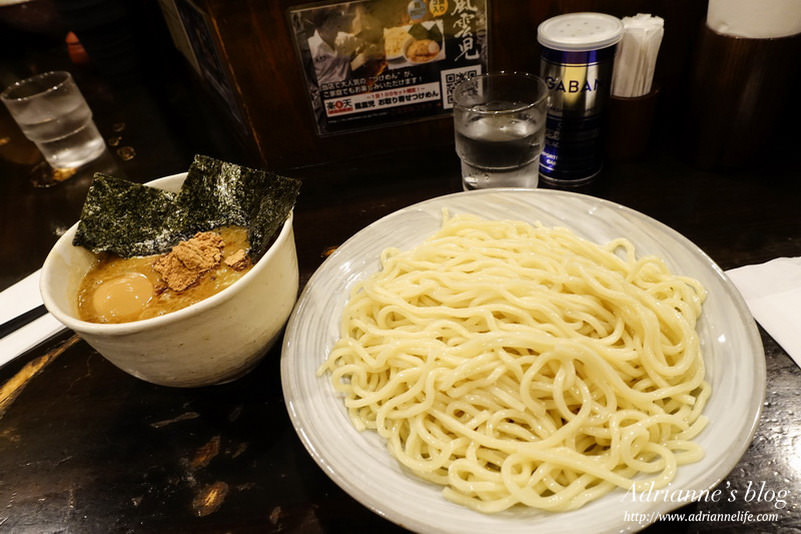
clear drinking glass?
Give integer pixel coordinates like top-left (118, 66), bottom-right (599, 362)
top-left (1, 71), bottom-right (105, 171)
top-left (453, 72), bottom-right (548, 190)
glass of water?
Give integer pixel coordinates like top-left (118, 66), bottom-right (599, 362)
top-left (453, 72), bottom-right (548, 190)
top-left (1, 71), bottom-right (106, 171)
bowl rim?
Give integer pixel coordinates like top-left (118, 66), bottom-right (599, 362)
top-left (40, 172), bottom-right (295, 336)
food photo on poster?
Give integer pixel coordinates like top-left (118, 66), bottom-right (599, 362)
top-left (288, 0), bottom-right (488, 135)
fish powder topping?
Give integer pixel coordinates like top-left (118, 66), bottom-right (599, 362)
top-left (223, 249), bottom-right (250, 271)
top-left (154, 232), bottom-right (224, 291)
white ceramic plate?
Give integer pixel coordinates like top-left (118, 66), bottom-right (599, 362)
top-left (280, 189), bottom-right (765, 534)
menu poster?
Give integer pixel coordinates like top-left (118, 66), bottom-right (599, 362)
top-left (289, 0), bottom-right (488, 135)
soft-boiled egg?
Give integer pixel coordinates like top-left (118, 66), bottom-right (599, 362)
top-left (92, 272), bottom-right (154, 322)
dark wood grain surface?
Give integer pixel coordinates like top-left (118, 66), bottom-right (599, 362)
top-left (2, 3), bottom-right (800, 533)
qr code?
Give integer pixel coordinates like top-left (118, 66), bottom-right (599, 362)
top-left (441, 66), bottom-right (482, 110)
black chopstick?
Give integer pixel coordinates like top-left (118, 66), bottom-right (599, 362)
top-left (0, 304), bottom-right (48, 339)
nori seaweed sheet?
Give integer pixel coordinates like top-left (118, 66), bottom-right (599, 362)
top-left (408, 23), bottom-right (428, 41)
top-left (72, 174), bottom-right (184, 257)
top-left (72, 155), bottom-right (301, 260)
top-left (427, 23), bottom-right (442, 45)
top-left (408, 22), bottom-right (442, 43)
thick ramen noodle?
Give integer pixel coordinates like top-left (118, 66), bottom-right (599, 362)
top-left (319, 212), bottom-right (710, 513)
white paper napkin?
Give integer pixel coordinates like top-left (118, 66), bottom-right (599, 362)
top-left (0, 270), bottom-right (67, 368)
top-left (726, 257), bottom-right (801, 367)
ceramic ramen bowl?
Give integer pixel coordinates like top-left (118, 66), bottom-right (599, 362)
top-left (40, 173), bottom-right (299, 387)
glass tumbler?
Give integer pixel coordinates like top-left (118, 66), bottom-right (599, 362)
top-left (452, 72), bottom-right (549, 190)
top-left (1, 71), bottom-right (106, 170)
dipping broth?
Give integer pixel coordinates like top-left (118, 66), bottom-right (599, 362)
top-left (77, 226), bottom-right (253, 324)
